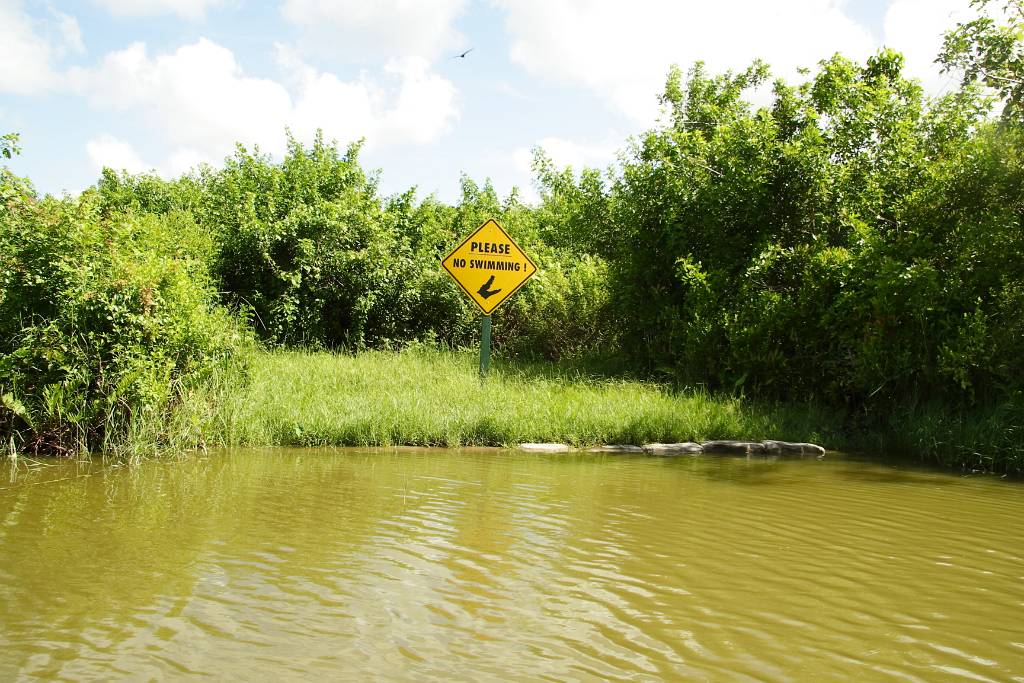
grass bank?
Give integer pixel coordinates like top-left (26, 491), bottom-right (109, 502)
top-left (200, 348), bottom-right (842, 449)
top-left (843, 401), bottom-right (1024, 475)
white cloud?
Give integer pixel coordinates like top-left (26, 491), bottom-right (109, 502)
top-left (494, 0), bottom-right (981, 124)
top-left (280, 0), bottom-right (468, 61)
top-left (163, 148), bottom-right (212, 176)
top-left (71, 40), bottom-right (293, 158)
top-left (93, 0), bottom-right (227, 21)
top-left (86, 134), bottom-right (149, 174)
top-left (86, 135), bottom-right (215, 178)
top-left (512, 136), bottom-right (618, 174)
top-left (0, 0), bottom-right (84, 94)
top-left (883, 0), bottom-right (977, 94)
top-left (495, 0), bottom-right (877, 125)
top-left (52, 7), bottom-right (85, 54)
top-left (69, 38), bottom-right (459, 175)
top-left (374, 57), bottom-right (460, 143)
top-left (283, 49), bottom-right (460, 148)
top-left (508, 135), bottom-right (619, 204)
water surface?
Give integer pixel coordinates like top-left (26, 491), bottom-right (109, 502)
top-left (2, 449), bottom-right (1022, 681)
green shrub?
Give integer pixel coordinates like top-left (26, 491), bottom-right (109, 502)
top-left (496, 252), bottom-right (615, 360)
top-left (0, 183), bottom-right (248, 457)
top-left (195, 134), bottom-right (477, 350)
top-left (538, 52), bottom-right (1023, 408)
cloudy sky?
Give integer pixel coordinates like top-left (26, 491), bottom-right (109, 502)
top-left (1, 0), bottom-right (977, 202)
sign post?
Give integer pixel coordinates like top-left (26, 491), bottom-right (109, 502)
top-left (479, 315), bottom-right (492, 380)
top-left (441, 219), bottom-right (537, 381)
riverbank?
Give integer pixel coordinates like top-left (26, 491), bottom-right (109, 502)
top-left (198, 349), bottom-right (842, 451)
top-left (182, 348), bottom-right (1022, 475)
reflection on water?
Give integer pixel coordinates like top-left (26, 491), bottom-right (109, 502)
top-left (1, 449), bottom-right (1023, 681)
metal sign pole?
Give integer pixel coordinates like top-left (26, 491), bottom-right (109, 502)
top-left (479, 315), bottom-right (492, 381)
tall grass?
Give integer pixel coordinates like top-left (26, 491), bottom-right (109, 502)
top-left (203, 348), bottom-right (842, 449)
top-left (844, 401), bottom-right (1024, 474)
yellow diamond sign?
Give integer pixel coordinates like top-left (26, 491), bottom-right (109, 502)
top-left (442, 219), bottom-right (538, 315)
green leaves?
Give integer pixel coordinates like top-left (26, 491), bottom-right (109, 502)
top-left (1, 392), bottom-right (32, 429)
top-left (1, 133), bottom-right (20, 159)
top-left (1, 185), bottom-right (249, 455)
top-left (533, 46), bottom-right (1023, 410)
top-left (939, 0), bottom-right (1024, 122)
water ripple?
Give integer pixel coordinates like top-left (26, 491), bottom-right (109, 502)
top-left (0, 450), bottom-right (1022, 681)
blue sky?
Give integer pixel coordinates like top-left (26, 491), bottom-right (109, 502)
top-left (1, 0), bottom-right (977, 203)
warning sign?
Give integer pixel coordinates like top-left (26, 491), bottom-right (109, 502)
top-left (442, 219), bottom-right (538, 314)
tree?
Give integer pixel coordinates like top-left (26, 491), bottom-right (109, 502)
top-left (1, 133), bottom-right (33, 210)
top-left (940, 0), bottom-right (1024, 122)
top-left (1, 132), bottom-right (20, 159)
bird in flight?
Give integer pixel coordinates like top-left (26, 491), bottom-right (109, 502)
top-left (451, 48), bottom-right (474, 59)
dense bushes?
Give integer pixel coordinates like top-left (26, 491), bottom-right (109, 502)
top-left (496, 253), bottom-right (615, 360)
top-left (1, 171), bottom-right (248, 456)
top-left (89, 137), bottom-right (611, 359)
top-left (539, 52), bottom-right (1023, 414)
top-left (199, 136), bottom-right (399, 347)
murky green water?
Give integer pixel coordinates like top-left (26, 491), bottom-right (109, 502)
top-left (1, 449), bottom-right (1023, 681)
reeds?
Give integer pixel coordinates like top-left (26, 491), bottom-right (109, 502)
top-left (200, 348), bottom-right (842, 449)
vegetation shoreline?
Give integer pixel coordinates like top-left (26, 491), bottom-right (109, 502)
top-left (202, 348), bottom-right (840, 448)
top-left (3, 3), bottom-right (1024, 474)
top-left (184, 349), bottom-right (1014, 474)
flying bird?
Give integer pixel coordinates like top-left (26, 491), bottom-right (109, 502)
top-left (451, 48), bottom-right (474, 59)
